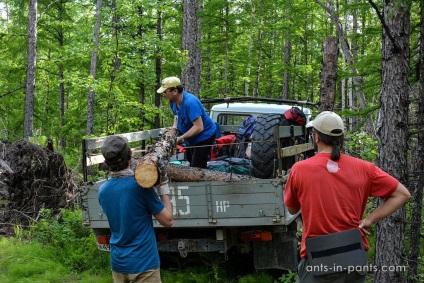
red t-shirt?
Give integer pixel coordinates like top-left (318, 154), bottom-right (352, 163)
top-left (283, 153), bottom-right (398, 258)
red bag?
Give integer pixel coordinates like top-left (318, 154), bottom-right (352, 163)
top-left (283, 107), bottom-right (306, 126)
top-left (210, 134), bottom-right (237, 161)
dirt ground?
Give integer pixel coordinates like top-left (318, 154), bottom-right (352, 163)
top-left (0, 139), bottom-right (77, 236)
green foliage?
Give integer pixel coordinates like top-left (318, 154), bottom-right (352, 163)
top-left (0, 236), bottom-right (111, 283)
top-left (344, 132), bottom-right (379, 162)
top-left (237, 271), bottom-right (274, 283)
top-left (29, 208), bottom-right (110, 274)
top-left (276, 270), bottom-right (297, 283)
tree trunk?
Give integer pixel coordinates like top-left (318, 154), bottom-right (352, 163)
top-left (375, 2), bottom-right (410, 283)
top-left (244, 8), bottom-right (255, 97)
top-left (56, 0), bottom-right (66, 149)
top-left (407, 2), bottom-right (424, 282)
top-left (106, 0), bottom-right (121, 133)
top-left (282, 10), bottom-right (291, 100)
top-left (155, 9), bottom-right (162, 129)
top-left (24, 0), bottom-right (38, 139)
top-left (223, 0), bottom-right (229, 97)
top-left (166, 164), bottom-right (255, 182)
top-left (318, 37), bottom-right (338, 112)
top-left (134, 128), bottom-right (255, 188)
top-left (181, 0), bottom-right (202, 95)
top-left (135, 128), bottom-right (179, 188)
top-left (135, 5), bottom-right (146, 129)
top-left (86, 0), bottom-right (103, 136)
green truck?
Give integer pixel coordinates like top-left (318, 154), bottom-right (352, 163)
top-left (80, 97), bottom-right (316, 270)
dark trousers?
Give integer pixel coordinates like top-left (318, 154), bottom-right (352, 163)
top-left (296, 258), bottom-right (366, 283)
top-left (185, 134), bottom-right (215, 168)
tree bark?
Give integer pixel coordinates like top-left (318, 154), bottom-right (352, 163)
top-left (181, 0), bottom-right (202, 95)
top-left (375, 2), bottom-right (410, 283)
top-left (24, 0), bottom-right (38, 139)
top-left (166, 164), bottom-right (255, 182)
top-left (135, 128), bottom-right (179, 188)
top-left (318, 37), bottom-right (338, 112)
top-left (407, 2), bottom-right (424, 281)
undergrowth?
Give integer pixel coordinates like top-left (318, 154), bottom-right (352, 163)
top-left (0, 208), bottom-right (295, 283)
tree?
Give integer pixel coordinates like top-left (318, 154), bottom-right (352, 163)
top-left (374, 1), bottom-right (411, 282)
top-left (407, 2), bottom-right (424, 282)
top-left (23, 0), bottom-right (37, 138)
top-left (315, 0), bottom-right (375, 134)
top-left (318, 37), bottom-right (338, 111)
top-left (86, 0), bottom-right (103, 136)
top-left (181, 0), bottom-right (202, 95)
top-left (155, 6), bottom-right (163, 129)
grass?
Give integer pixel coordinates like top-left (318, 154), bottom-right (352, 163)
top-left (2, 207), bottom-right (421, 283)
top-left (0, 237), bottom-right (111, 283)
top-left (0, 208), bottom-right (292, 283)
top-left (0, 236), bottom-right (289, 283)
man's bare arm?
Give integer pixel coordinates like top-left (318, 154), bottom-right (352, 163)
top-left (359, 183), bottom-right (410, 236)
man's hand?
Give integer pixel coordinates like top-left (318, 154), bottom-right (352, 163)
top-left (358, 218), bottom-right (373, 236)
top-left (176, 136), bottom-right (185, 144)
top-left (157, 181), bottom-right (170, 196)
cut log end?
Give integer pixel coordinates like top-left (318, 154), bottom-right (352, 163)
top-left (135, 162), bottom-right (158, 188)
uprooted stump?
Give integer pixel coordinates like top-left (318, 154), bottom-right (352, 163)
top-left (0, 139), bottom-right (77, 236)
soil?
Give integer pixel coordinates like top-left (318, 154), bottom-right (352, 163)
top-left (0, 139), bottom-right (77, 236)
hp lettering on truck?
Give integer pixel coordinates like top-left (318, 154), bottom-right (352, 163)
top-left (79, 96), bottom-right (316, 271)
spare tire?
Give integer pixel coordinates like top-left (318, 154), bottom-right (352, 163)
top-left (251, 114), bottom-right (291, 179)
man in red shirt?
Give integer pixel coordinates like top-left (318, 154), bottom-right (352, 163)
top-left (284, 111), bottom-right (410, 283)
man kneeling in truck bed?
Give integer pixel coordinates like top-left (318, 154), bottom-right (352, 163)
top-left (98, 136), bottom-right (173, 283)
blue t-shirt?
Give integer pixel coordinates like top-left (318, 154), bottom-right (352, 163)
top-left (98, 176), bottom-right (165, 274)
top-left (170, 91), bottom-right (216, 145)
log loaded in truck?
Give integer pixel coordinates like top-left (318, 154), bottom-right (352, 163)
top-left (79, 97), bottom-right (316, 271)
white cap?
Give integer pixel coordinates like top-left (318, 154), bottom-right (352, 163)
top-left (156, 76), bottom-right (181, 93)
top-left (306, 111), bottom-right (344, 136)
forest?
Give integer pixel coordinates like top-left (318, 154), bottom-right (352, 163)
top-left (0, 0), bottom-right (423, 282)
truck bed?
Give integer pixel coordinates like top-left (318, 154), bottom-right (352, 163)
top-left (80, 177), bottom-right (296, 229)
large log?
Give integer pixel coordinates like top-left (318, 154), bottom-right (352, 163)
top-left (166, 164), bottom-right (256, 182)
top-left (134, 128), bottom-right (178, 188)
top-left (134, 127), bottom-right (257, 187)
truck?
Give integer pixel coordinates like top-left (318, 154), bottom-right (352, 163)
top-left (79, 96), bottom-right (316, 271)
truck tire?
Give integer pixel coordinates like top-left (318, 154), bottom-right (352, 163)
top-left (251, 114), bottom-right (291, 178)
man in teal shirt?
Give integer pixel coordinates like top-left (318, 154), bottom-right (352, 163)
top-left (98, 136), bottom-right (173, 283)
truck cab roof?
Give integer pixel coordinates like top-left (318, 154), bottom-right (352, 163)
top-left (209, 102), bottom-right (312, 124)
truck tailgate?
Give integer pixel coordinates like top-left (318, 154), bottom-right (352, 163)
top-left (81, 178), bottom-right (296, 229)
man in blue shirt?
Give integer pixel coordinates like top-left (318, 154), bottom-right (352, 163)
top-left (98, 136), bottom-right (173, 283)
top-left (157, 76), bottom-right (216, 168)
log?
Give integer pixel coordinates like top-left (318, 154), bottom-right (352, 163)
top-left (134, 128), bottom-right (178, 188)
top-left (166, 164), bottom-right (256, 182)
top-left (134, 127), bottom-right (257, 187)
